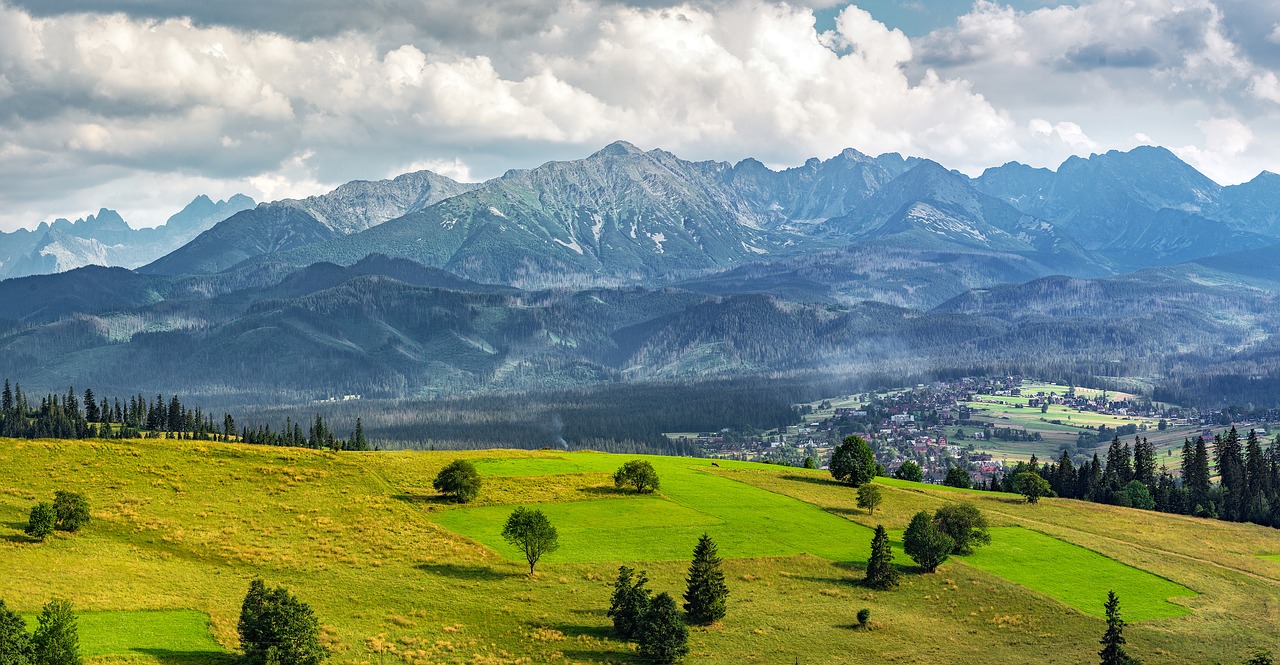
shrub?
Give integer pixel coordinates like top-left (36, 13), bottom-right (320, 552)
top-left (25, 503), bottom-right (55, 541)
top-left (433, 460), bottom-right (482, 503)
top-left (239, 580), bottom-right (328, 665)
top-left (903, 511), bottom-right (954, 573)
top-left (52, 492), bottom-right (90, 532)
top-left (932, 503), bottom-right (990, 555)
top-left (613, 460), bottom-right (660, 494)
top-left (856, 608), bottom-right (871, 628)
top-left (636, 593), bottom-right (688, 664)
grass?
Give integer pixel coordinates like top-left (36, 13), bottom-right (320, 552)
top-left (22, 611), bottom-right (223, 659)
top-left (962, 528), bottom-right (1195, 620)
top-left (2, 439), bottom-right (1279, 664)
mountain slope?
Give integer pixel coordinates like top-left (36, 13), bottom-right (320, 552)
top-left (141, 171), bottom-right (474, 275)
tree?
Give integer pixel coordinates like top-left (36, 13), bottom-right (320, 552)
top-left (902, 511), bottom-right (954, 573)
top-left (52, 492), bottom-right (90, 532)
top-left (1012, 472), bottom-right (1051, 504)
top-left (1133, 437), bottom-right (1157, 487)
top-left (1117, 480), bottom-right (1156, 511)
top-left (32, 599), bottom-right (79, 665)
top-left (25, 503), bottom-right (54, 541)
top-left (348, 418), bottom-right (369, 451)
top-left (1099, 590), bottom-right (1140, 665)
top-left (502, 507), bottom-right (560, 575)
top-left (856, 484), bottom-right (883, 515)
top-left (607, 566), bottom-right (651, 640)
top-left (433, 460), bottom-right (482, 503)
top-left (894, 461), bottom-right (923, 482)
top-left (863, 525), bottom-right (899, 590)
top-left (614, 460), bottom-right (660, 494)
top-left (829, 436), bottom-right (877, 487)
top-left (855, 608), bottom-right (871, 628)
top-left (0, 599), bottom-right (32, 665)
top-left (683, 533), bottom-right (728, 625)
top-left (635, 593), bottom-right (688, 664)
top-left (932, 503), bottom-right (990, 555)
top-left (238, 580), bottom-right (328, 665)
top-left (943, 466), bottom-right (972, 489)
top-left (1245, 651), bottom-right (1275, 665)
top-left (802, 456), bottom-right (817, 469)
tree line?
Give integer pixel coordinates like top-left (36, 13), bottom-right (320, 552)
top-left (979, 427), bottom-right (1280, 529)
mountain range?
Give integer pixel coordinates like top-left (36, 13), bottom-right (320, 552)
top-left (4, 141), bottom-right (1280, 408)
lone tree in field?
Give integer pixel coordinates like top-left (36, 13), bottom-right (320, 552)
top-left (863, 525), bottom-right (899, 590)
top-left (614, 460), bottom-right (660, 494)
top-left (636, 592), bottom-right (688, 664)
top-left (1099, 590), bottom-right (1141, 665)
top-left (683, 533), bottom-right (729, 625)
top-left (830, 436), bottom-right (877, 487)
top-left (433, 460), bottom-right (482, 503)
top-left (25, 503), bottom-right (55, 541)
top-left (943, 466), bottom-right (972, 489)
top-left (932, 503), bottom-right (990, 555)
top-left (32, 599), bottom-right (80, 665)
top-left (502, 507), bottom-right (560, 575)
top-left (857, 484), bottom-right (883, 515)
top-left (239, 580), bottom-right (328, 665)
top-left (1013, 472), bottom-right (1052, 504)
top-left (902, 511), bottom-right (954, 573)
top-left (894, 461), bottom-right (923, 482)
top-left (0, 599), bottom-right (33, 665)
top-left (52, 492), bottom-right (90, 532)
top-left (607, 565), bottom-right (651, 640)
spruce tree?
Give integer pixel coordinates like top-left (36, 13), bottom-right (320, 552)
top-left (1132, 437), bottom-right (1156, 487)
top-left (636, 593), bottom-right (688, 664)
top-left (683, 533), bottom-right (728, 625)
top-left (607, 565), bottom-right (651, 640)
top-left (1216, 428), bottom-right (1246, 521)
top-left (1099, 590), bottom-right (1140, 665)
top-left (863, 525), bottom-right (899, 590)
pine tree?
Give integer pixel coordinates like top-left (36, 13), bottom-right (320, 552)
top-left (1099, 590), bottom-right (1140, 665)
top-left (1132, 437), bottom-right (1156, 487)
top-left (607, 565), bottom-right (651, 640)
top-left (863, 525), bottom-right (899, 590)
top-left (1216, 428), bottom-right (1247, 521)
top-left (1184, 437), bottom-right (1213, 516)
top-left (349, 418), bottom-right (369, 451)
top-left (1053, 449), bottom-right (1077, 498)
top-left (683, 533), bottom-right (728, 625)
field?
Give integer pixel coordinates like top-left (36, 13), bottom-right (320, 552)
top-left (2, 439), bottom-right (1279, 664)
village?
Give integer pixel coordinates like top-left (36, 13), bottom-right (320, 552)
top-left (673, 377), bottom-right (1280, 486)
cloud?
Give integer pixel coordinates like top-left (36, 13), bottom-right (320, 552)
top-left (1173, 117), bottom-right (1256, 184)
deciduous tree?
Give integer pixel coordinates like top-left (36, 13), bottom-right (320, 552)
top-left (902, 511), bottom-right (953, 573)
top-left (25, 503), bottom-right (54, 541)
top-left (433, 460), bottom-right (482, 503)
top-left (614, 460), bottom-right (660, 494)
top-left (52, 492), bottom-right (89, 532)
top-left (502, 507), bottom-right (559, 575)
top-left (932, 503), bottom-right (990, 555)
top-left (830, 436), bottom-right (877, 487)
top-left (856, 484), bottom-right (882, 515)
top-left (32, 599), bottom-right (79, 665)
top-left (636, 593), bottom-right (688, 664)
top-left (607, 566), bottom-right (651, 640)
top-left (238, 580), bottom-right (328, 665)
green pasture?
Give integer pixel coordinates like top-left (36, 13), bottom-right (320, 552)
top-left (962, 528), bottom-right (1196, 621)
top-left (22, 610), bottom-right (223, 658)
top-left (434, 454), bottom-right (875, 563)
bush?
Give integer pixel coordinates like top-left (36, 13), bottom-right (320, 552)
top-left (830, 436), bottom-right (877, 487)
top-left (433, 460), bottom-right (482, 503)
top-left (0, 599), bottom-right (33, 665)
top-left (856, 608), bottom-right (871, 628)
top-left (32, 599), bottom-right (79, 665)
top-left (893, 461), bottom-right (923, 482)
top-left (613, 460), bottom-right (660, 494)
top-left (902, 511), bottom-right (954, 573)
top-left (52, 492), bottom-right (90, 532)
top-left (25, 503), bottom-right (54, 541)
top-left (636, 593), bottom-right (688, 664)
top-left (943, 466), bottom-right (972, 488)
top-left (932, 503), bottom-right (990, 555)
top-left (239, 580), bottom-right (328, 665)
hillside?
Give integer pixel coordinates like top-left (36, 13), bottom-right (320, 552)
top-left (1, 440), bottom-right (1277, 664)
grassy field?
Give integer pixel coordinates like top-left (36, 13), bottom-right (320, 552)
top-left (2, 439), bottom-right (1279, 664)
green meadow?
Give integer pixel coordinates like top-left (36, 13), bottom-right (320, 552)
top-left (2, 439), bottom-right (1279, 664)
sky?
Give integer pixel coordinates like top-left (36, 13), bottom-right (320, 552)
top-left (1, 0), bottom-right (1278, 230)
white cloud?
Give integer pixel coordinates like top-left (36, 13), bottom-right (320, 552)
top-left (1173, 117), bottom-right (1257, 184)
top-left (1029, 118), bottom-right (1099, 153)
